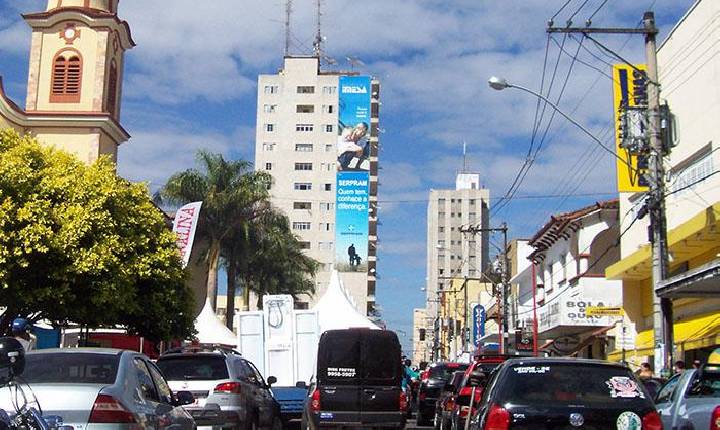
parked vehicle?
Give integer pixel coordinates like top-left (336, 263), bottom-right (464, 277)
top-left (434, 370), bottom-right (467, 430)
top-left (655, 363), bottom-right (720, 430)
top-left (472, 357), bottom-right (662, 430)
top-left (0, 348), bottom-right (196, 430)
top-left (302, 328), bottom-right (406, 429)
top-left (450, 355), bottom-right (509, 430)
top-left (416, 362), bottom-right (469, 426)
top-left (156, 345), bottom-right (282, 430)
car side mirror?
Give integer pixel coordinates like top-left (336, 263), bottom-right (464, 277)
top-left (267, 376), bottom-right (277, 387)
top-left (174, 390), bottom-right (194, 406)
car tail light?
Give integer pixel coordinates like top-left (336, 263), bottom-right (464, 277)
top-left (421, 370), bottom-right (429, 381)
top-left (484, 403), bottom-right (509, 430)
top-left (214, 382), bottom-right (242, 394)
top-left (88, 394), bottom-right (137, 423)
top-left (459, 386), bottom-right (472, 397)
top-left (711, 406), bottom-right (720, 430)
top-left (641, 411), bottom-right (663, 430)
top-left (310, 389), bottom-right (321, 413)
top-left (399, 391), bottom-right (408, 412)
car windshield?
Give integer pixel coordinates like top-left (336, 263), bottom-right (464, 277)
top-left (157, 355), bottom-right (229, 381)
top-left (429, 363), bottom-right (469, 379)
top-left (22, 352), bottom-right (120, 384)
top-left (498, 363), bottom-right (650, 406)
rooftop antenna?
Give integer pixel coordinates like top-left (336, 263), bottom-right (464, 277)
top-left (284, 0), bottom-right (292, 56)
top-left (313, 0), bottom-right (322, 57)
top-left (462, 141), bottom-right (469, 173)
top-left (346, 56), bottom-right (365, 70)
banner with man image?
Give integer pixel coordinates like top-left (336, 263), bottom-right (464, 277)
top-left (337, 76), bottom-right (371, 171)
top-left (335, 171), bottom-right (369, 272)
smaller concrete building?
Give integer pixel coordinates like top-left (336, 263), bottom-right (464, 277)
top-left (511, 200), bottom-right (623, 359)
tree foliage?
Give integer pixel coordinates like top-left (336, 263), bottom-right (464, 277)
top-left (0, 130), bottom-right (195, 341)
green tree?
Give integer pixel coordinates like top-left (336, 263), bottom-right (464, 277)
top-left (158, 151), bottom-right (271, 311)
top-left (234, 207), bottom-right (318, 311)
top-left (0, 130), bottom-right (194, 341)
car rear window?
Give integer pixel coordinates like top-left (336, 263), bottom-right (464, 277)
top-left (23, 353), bottom-right (119, 384)
top-left (156, 355), bottom-right (229, 381)
top-left (429, 363), bottom-right (470, 379)
top-left (498, 363), bottom-right (651, 406)
top-left (362, 332), bottom-right (401, 383)
top-left (687, 370), bottom-right (720, 398)
top-left (318, 332), bottom-right (361, 384)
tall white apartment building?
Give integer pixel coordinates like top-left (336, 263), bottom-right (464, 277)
top-left (254, 56), bottom-right (379, 314)
top-left (424, 173), bottom-right (490, 358)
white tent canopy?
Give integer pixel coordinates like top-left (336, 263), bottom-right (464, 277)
top-left (312, 270), bottom-right (379, 333)
top-left (194, 298), bottom-right (238, 346)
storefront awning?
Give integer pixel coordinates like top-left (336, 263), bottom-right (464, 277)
top-left (606, 203), bottom-right (720, 281)
top-left (608, 312), bottom-right (720, 361)
top-left (657, 258), bottom-right (720, 298)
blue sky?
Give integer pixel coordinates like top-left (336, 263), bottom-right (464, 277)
top-left (1, 0), bottom-right (695, 354)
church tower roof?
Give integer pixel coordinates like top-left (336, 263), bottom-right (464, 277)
top-left (45, 0), bottom-right (119, 14)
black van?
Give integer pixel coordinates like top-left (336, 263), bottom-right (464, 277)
top-left (303, 328), bottom-right (406, 429)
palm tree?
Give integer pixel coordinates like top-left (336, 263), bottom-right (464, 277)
top-left (158, 151), bottom-right (270, 311)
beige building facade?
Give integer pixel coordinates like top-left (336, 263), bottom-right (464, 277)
top-left (254, 56), bottom-right (380, 315)
top-left (0, 0), bottom-right (133, 163)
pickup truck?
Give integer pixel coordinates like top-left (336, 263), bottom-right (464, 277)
top-left (655, 363), bottom-right (720, 429)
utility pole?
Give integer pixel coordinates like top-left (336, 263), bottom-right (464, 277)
top-left (548, 11), bottom-right (672, 374)
top-left (460, 224), bottom-right (510, 353)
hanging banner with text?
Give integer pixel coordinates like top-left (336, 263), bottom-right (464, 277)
top-left (335, 171), bottom-right (369, 272)
top-left (172, 201), bottom-right (203, 268)
top-left (337, 76), bottom-right (371, 172)
top-left (613, 64), bottom-right (649, 192)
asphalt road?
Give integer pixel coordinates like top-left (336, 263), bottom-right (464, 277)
top-left (407, 411), bottom-right (434, 429)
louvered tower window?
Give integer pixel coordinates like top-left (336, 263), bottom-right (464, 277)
top-left (50, 52), bottom-right (82, 103)
top-left (107, 60), bottom-right (118, 117)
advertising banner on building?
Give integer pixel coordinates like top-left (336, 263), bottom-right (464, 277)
top-left (538, 299), bottom-right (617, 333)
top-left (172, 201), bottom-right (203, 268)
top-left (472, 304), bottom-right (486, 346)
top-left (613, 64), bottom-right (649, 192)
top-left (337, 76), bottom-right (371, 172)
top-left (335, 171), bottom-right (369, 272)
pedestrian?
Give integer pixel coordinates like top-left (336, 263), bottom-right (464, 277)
top-left (638, 362), bottom-right (654, 379)
top-left (348, 244), bottom-right (356, 266)
top-left (692, 359), bottom-right (701, 369)
top-left (673, 360), bottom-right (686, 374)
top-left (11, 318), bottom-right (36, 352)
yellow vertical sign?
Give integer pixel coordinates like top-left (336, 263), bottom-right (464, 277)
top-left (613, 64), bottom-right (649, 192)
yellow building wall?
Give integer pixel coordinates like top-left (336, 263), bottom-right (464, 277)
top-left (32, 128), bottom-right (103, 164)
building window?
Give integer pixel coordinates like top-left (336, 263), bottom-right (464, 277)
top-left (560, 255), bottom-right (567, 280)
top-left (296, 104), bottom-right (314, 113)
top-left (320, 202), bottom-right (334, 211)
top-left (470, 199), bottom-right (476, 205)
top-left (265, 162), bottom-right (272, 170)
top-left (297, 86), bottom-right (315, 94)
top-left (438, 211), bottom-right (446, 217)
top-left (438, 227), bottom-right (445, 233)
top-left (50, 51), bottom-right (82, 103)
top-left (322, 104), bottom-right (334, 113)
top-left (294, 182), bottom-right (312, 190)
top-left (296, 124), bottom-right (314, 132)
top-left (106, 60), bottom-right (118, 116)
top-left (469, 212), bottom-right (477, 221)
top-left (295, 144), bottom-right (313, 152)
top-left (264, 85), bottom-right (279, 94)
top-left (318, 241), bottom-right (334, 251)
top-left (325, 144), bottom-right (333, 152)
top-left (292, 222), bottom-right (311, 231)
top-left (325, 124), bottom-right (334, 133)
top-left (262, 142), bottom-right (276, 151)
top-left (319, 223), bottom-right (333, 231)
top-left (324, 183), bottom-right (332, 191)
top-left (265, 124), bottom-right (275, 132)
top-left (299, 241), bottom-right (311, 249)
top-left (438, 198), bottom-right (446, 204)
top-left (295, 162), bottom-right (313, 171)
top-left (322, 86), bottom-right (336, 94)
top-left (294, 201), bottom-right (312, 210)
top-left (670, 150), bottom-right (715, 196)
top-left (264, 104), bottom-right (277, 113)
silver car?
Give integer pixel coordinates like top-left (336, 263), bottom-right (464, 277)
top-left (0, 348), bottom-right (196, 430)
top-left (655, 365), bottom-right (720, 429)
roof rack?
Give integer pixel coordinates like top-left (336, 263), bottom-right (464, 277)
top-left (162, 343), bottom-right (242, 357)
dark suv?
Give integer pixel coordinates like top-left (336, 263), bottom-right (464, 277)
top-left (472, 358), bottom-right (662, 430)
top-left (303, 328), bottom-right (406, 429)
top-left (157, 345), bottom-right (282, 430)
top-left (416, 362), bottom-right (469, 426)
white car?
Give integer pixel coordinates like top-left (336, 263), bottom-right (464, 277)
top-left (0, 348), bottom-right (196, 430)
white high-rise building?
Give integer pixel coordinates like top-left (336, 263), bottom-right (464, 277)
top-left (254, 56), bottom-right (379, 314)
top-left (423, 173), bottom-right (490, 358)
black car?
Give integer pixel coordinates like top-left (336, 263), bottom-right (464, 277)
top-left (303, 328), bottom-right (406, 429)
top-left (417, 362), bottom-right (469, 426)
top-left (472, 358), bottom-right (663, 430)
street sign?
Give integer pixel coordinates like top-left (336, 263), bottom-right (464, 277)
top-left (472, 305), bottom-right (486, 346)
top-left (586, 306), bottom-right (624, 317)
